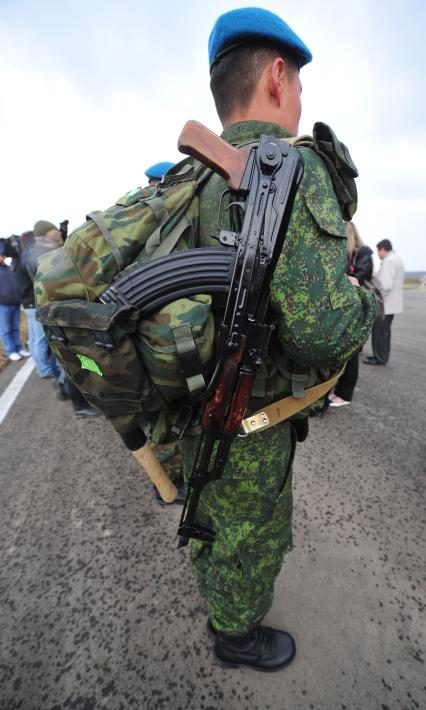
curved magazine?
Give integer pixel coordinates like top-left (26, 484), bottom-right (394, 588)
top-left (99, 247), bottom-right (236, 317)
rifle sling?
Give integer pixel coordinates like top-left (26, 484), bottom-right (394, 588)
top-left (240, 366), bottom-right (344, 435)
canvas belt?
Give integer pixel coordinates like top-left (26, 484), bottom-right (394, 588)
top-left (240, 367), bottom-right (344, 436)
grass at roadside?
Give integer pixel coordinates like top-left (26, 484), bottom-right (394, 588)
top-left (404, 277), bottom-right (424, 289)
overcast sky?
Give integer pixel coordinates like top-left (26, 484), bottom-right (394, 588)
top-left (1, 0), bottom-right (425, 270)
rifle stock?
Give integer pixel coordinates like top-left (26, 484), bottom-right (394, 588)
top-left (178, 120), bottom-right (250, 191)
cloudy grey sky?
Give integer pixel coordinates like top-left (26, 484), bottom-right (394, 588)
top-left (1, 0), bottom-right (425, 269)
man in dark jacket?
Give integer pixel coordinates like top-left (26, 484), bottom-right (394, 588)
top-left (0, 239), bottom-right (30, 362)
top-left (21, 222), bottom-right (99, 416)
top-left (19, 221), bottom-right (63, 377)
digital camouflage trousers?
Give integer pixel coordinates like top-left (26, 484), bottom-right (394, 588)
top-left (180, 420), bottom-right (296, 635)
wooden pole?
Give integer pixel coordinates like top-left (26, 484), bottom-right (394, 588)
top-left (132, 443), bottom-right (178, 503)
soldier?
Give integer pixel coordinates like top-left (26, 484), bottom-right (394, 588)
top-left (179, 8), bottom-right (376, 671)
top-left (145, 161), bottom-right (175, 187)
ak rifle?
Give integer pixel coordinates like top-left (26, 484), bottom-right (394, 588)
top-left (176, 120), bottom-right (303, 547)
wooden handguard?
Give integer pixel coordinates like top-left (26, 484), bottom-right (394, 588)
top-left (132, 443), bottom-right (178, 503)
top-left (178, 120), bottom-right (250, 191)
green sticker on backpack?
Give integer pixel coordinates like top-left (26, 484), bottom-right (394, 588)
top-left (76, 354), bottom-right (103, 376)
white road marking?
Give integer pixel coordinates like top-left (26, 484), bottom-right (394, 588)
top-left (0, 358), bottom-right (34, 425)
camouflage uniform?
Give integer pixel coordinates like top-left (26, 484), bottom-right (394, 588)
top-left (181, 120), bottom-right (376, 635)
top-left (34, 118), bottom-right (375, 636)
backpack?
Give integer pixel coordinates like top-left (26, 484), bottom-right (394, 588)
top-left (35, 125), bottom-right (359, 449)
top-left (36, 159), bottom-right (219, 447)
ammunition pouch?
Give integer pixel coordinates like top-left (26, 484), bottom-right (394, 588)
top-left (312, 122), bottom-right (359, 220)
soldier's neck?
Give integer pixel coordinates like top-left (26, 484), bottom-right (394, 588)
top-left (223, 105), bottom-right (296, 133)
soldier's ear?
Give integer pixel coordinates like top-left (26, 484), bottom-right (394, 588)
top-left (268, 57), bottom-right (285, 106)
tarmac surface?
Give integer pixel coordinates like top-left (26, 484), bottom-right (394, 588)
top-left (0, 290), bottom-right (425, 710)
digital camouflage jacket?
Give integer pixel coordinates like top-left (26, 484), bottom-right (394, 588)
top-left (198, 120), bottom-right (376, 383)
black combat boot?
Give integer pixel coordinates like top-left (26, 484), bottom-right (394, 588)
top-left (213, 624), bottom-right (296, 672)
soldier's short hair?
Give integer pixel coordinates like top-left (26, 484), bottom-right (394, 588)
top-left (376, 239), bottom-right (393, 252)
top-left (210, 43), bottom-right (298, 123)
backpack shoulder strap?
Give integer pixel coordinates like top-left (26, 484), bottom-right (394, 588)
top-left (87, 210), bottom-right (124, 271)
top-left (143, 195), bottom-right (170, 226)
top-left (286, 134), bottom-right (313, 148)
top-left (146, 162), bottom-right (214, 260)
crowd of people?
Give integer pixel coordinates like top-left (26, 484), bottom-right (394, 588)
top-left (0, 222), bottom-right (100, 417)
top-left (328, 226), bottom-right (405, 408)
top-left (1, 216), bottom-right (405, 417)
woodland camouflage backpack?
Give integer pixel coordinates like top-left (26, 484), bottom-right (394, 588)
top-left (35, 123), bottom-right (358, 449)
top-left (36, 159), bottom-right (220, 448)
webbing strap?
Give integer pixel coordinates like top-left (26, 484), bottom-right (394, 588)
top-left (172, 323), bottom-right (206, 395)
top-left (291, 372), bottom-right (310, 399)
top-left (286, 134), bottom-right (313, 148)
top-left (251, 373), bottom-right (267, 398)
top-left (144, 196), bottom-right (169, 226)
top-left (93, 331), bottom-right (114, 351)
top-left (147, 214), bottom-right (192, 260)
top-left (87, 211), bottom-right (124, 271)
top-left (241, 367), bottom-right (345, 435)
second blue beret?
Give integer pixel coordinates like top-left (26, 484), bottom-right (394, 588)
top-left (145, 162), bottom-right (175, 180)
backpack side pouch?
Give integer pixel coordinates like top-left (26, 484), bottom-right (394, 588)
top-left (38, 300), bottom-right (164, 434)
top-left (135, 294), bottom-right (215, 402)
top-left (312, 122), bottom-right (359, 221)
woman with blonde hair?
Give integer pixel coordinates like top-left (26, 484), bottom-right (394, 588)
top-left (329, 222), bottom-right (373, 407)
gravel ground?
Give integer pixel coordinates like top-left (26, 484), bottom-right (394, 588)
top-left (0, 290), bottom-right (425, 710)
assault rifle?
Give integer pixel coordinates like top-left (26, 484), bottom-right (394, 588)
top-left (176, 121), bottom-right (303, 547)
top-left (101, 120), bottom-right (303, 546)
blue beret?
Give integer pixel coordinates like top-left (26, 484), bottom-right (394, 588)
top-left (145, 162), bottom-right (175, 180)
top-left (208, 7), bottom-right (312, 71)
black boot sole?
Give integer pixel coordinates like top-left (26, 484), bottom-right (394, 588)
top-left (213, 648), bottom-right (296, 672)
top-left (213, 628), bottom-right (296, 672)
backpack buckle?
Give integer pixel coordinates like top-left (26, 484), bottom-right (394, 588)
top-left (94, 331), bottom-right (114, 351)
top-left (50, 326), bottom-right (67, 344)
top-left (171, 404), bottom-right (194, 440)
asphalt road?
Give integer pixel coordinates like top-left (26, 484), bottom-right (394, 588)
top-left (1, 291), bottom-right (425, 710)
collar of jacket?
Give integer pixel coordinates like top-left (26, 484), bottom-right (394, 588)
top-left (221, 120), bottom-right (296, 146)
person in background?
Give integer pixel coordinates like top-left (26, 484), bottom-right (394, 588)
top-left (40, 218), bottom-right (100, 416)
top-left (0, 239), bottom-right (30, 362)
top-left (59, 219), bottom-right (69, 243)
top-left (62, 382), bottom-right (101, 417)
top-left (329, 222), bottom-right (373, 407)
top-left (17, 231), bottom-right (36, 303)
top-left (363, 239), bottom-right (405, 366)
top-left (20, 221), bottom-right (63, 378)
top-left (144, 161), bottom-right (175, 187)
